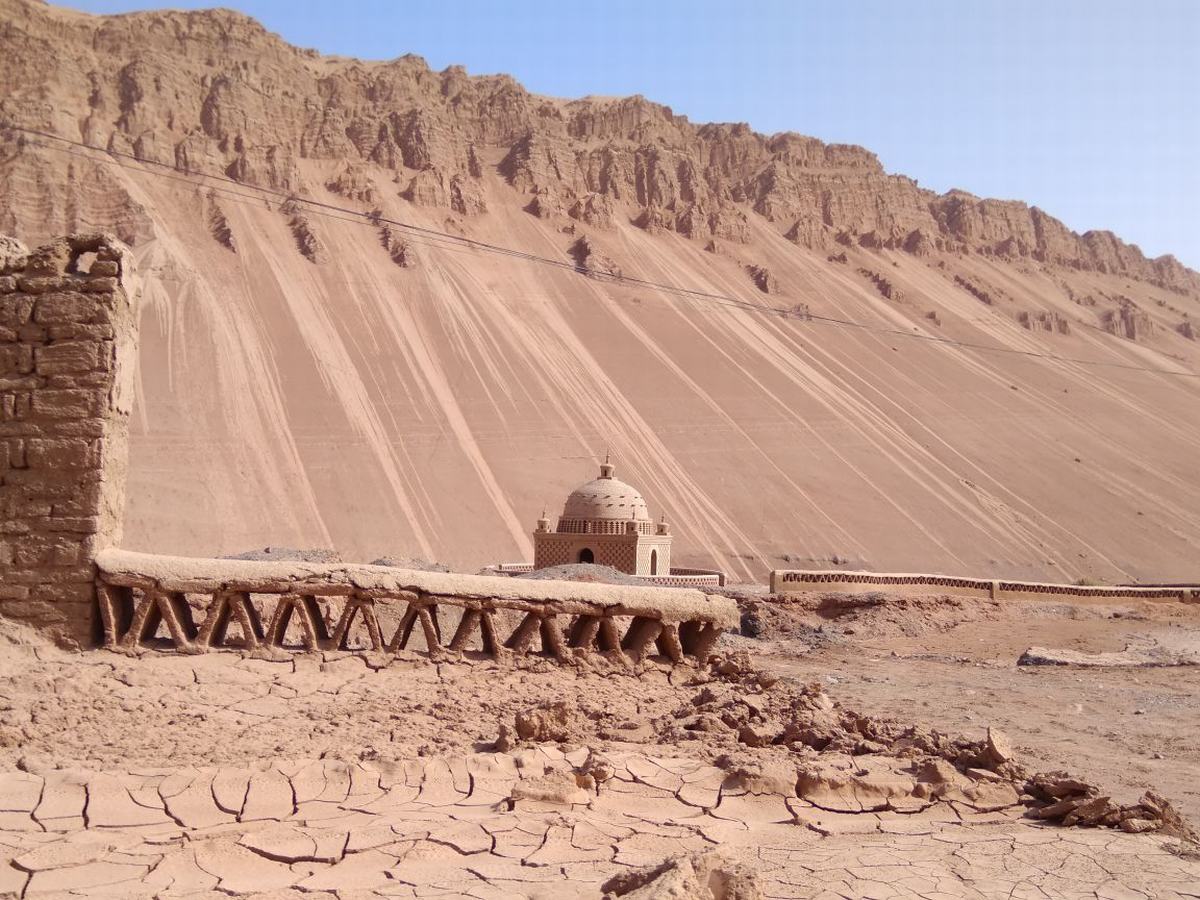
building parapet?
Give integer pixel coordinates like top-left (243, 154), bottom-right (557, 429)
top-left (639, 573), bottom-right (723, 588)
top-left (485, 563), bottom-right (535, 575)
top-left (555, 519), bottom-right (655, 535)
top-left (666, 567), bottom-right (727, 587)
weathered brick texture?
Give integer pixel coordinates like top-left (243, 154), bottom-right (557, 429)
top-left (0, 233), bottom-right (138, 646)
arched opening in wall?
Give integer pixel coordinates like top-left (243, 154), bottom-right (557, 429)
top-left (650, 549), bottom-right (658, 575)
top-left (578, 548), bottom-right (594, 564)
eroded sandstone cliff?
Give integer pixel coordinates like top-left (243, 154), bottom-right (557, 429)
top-left (2, 0), bottom-right (1198, 581)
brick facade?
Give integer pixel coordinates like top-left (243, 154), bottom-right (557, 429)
top-left (0, 233), bottom-right (138, 647)
top-left (531, 461), bottom-right (678, 577)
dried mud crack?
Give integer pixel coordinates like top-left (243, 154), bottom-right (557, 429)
top-left (1, 619), bottom-right (1198, 898)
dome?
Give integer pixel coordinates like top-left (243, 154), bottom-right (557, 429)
top-left (560, 462), bottom-right (650, 522)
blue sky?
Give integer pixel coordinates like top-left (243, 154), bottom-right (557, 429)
top-left (63, 0), bottom-right (1200, 268)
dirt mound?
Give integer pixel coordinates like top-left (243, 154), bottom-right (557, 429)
top-left (224, 547), bottom-right (342, 563)
top-left (739, 591), bottom-right (1005, 641)
top-left (370, 555), bottom-right (452, 573)
top-left (518, 564), bottom-right (647, 586)
top-left (602, 851), bottom-right (762, 899)
top-left (476, 648), bottom-right (1198, 840)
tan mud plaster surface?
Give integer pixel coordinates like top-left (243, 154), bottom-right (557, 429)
top-left (1, 623), bottom-right (1199, 898)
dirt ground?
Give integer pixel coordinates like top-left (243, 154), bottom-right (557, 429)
top-left (737, 591), bottom-right (1200, 821)
top-left (1, 592), bottom-right (1199, 898)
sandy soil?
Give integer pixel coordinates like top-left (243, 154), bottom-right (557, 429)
top-left (739, 592), bottom-right (1200, 821)
top-left (2, 593), bottom-right (1199, 898)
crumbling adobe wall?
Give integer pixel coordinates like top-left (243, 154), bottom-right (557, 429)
top-left (770, 569), bottom-right (1200, 604)
top-left (0, 233), bottom-right (138, 647)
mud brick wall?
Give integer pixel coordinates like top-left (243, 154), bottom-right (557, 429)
top-left (0, 233), bottom-right (138, 646)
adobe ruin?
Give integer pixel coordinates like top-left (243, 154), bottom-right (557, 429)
top-left (0, 232), bottom-right (737, 657)
top-left (0, 232), bottom-right (137, 647)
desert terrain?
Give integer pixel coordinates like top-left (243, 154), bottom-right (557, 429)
top-left (1, 0), bottom-right (1199, 582)
top-left (2, 1), bottom-right (1200, 897)
top-left (1, 591), bottom-right (1199, 898)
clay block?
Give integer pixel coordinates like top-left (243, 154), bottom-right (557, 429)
top-left (17, 323), bottom-right (47, 342)
top-left (0, 375), bottom-right (40, 392)
top-left (2, 565), bottom-right (94, 584)
top-left (0, 393), bottom-right (31, 421)
top-left (0, 598), bottom-right (68, 625)
top-left (0, 344), bottom-right (33, 375)
top-left (25, 437), bottom-right (95, 469)
top-left (44, 516), bottom-right (104, 534)
top-left (14, 534), bottom-right (86, 567)
top-left (88, 260), bottom-right (120, 277)
top-left (80, 277), bottom-right (118, 293)
top-left (0, 296), bottom-right (34, 328)
top-left (2, 468), bottom-right (87, 494)
top-left (35, 342), bottom-right (100, 375)
top-left (41, 418), bottom-right (106, 439)
top-left (16, 276), bottom-right (67, 294)
top-left (50, 491), bottom-right (103, 520)
top-left (31, 583), bottom-right (95, 605)
top-left (34, 292), bottom-right (100, 324)
top-left (31, 388), bottom-right (102, 418)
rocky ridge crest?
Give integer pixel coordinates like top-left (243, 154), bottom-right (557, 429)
top-left (0, 0), bottom-right (1195, 297)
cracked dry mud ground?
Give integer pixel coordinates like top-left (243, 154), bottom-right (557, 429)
top-left (742, 592), bottom-right (1200, 821)
top-left (1, 600), bottom-right (1199, 899)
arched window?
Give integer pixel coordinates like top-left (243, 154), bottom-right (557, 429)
top-left (650, 549), bottom-right (658, 575)
top-left (578, 548), bottom-right (594, 564)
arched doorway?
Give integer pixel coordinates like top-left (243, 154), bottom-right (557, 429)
top-left (650, 549), bottom-right (658, 575)
top-left (578, 548), bottom-right (594, 564)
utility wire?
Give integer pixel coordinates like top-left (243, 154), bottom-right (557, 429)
top-left (3, 122), bottom-right (1198, 380)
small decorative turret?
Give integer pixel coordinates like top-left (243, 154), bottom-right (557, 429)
top-left (656, 516), bottom-right (671, 536)
top-left (535, 508), bottom-right (551, 533)
top-left (599, 449), bottom-right (614, 480)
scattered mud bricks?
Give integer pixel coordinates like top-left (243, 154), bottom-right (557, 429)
top-left (0, 233), bottom-right (137, 647)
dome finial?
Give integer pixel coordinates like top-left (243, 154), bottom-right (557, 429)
top-left (599, 448), bottom-right (614, 479)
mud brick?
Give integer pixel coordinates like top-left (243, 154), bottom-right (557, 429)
top-left (26, 437), bottom-right (96, 469)
top-left (16, 275), bottom-right (67, 294)
top-left (34, 292), bottom-right (99, 324)
top-left (47, 323), bottom-right (115, 341)
top-left (0, 344), bottom-right (33, 375)
top-left (14, 534), bottom-right (86, 567)
top-left (80, 277), bottom-right (118, 293)
top-left (88, 260), bottom-right (120, 277)
top-left (36, 342), bottom-right (99, 375)
top-left (0, 295), bottom-right (34, 326)
top-left (31, 388), bottom-right (102, 418)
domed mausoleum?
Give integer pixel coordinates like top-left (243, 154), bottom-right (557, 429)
top-left (533, 457), bottom-right (673, 576)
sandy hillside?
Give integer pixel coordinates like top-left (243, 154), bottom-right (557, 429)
top-left (1, 0), bottom-right (1199, 581)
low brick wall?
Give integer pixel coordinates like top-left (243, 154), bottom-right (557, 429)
top-left (770, 569), bottom-right (1200, 604)
top-left (95, 548), bottom-right (738, 663)
top-left (0, 233), bottom-right (138, 646)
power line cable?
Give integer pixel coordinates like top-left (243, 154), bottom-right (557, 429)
top-left (3, 122), bottom-right (1197, 380)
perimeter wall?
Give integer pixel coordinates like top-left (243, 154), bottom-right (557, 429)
top-left (770, 570), bottom-right (1200, 603)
